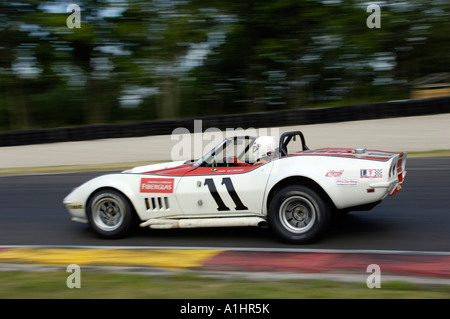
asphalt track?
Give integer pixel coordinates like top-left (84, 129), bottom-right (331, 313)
top-left (0, 157), bottom-right (448, 250)
top-left (0, 157), bottom-right (449, 283)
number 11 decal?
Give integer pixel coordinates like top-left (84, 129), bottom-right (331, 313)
top-left (204, 178), bottom-right (248, 211)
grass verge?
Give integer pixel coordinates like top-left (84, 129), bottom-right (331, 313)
top-left (0, 269), bottom-right (449, 299)
top-left (406, 149), bottom-right (450, 158)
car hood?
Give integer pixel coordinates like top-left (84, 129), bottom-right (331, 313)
top-left (122, 160), bottom-right (187, 174)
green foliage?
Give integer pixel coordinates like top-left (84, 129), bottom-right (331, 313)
top-left (0, 0), bottom-right (448, 131)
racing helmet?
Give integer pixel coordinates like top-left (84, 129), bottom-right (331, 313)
top-left (252, 136), bottom-right (278, 162)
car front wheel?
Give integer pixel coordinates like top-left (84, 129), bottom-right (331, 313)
top-left (87, 189), bottom-right (137, 239)
top-left (268, 185), bottom-right (330, 244)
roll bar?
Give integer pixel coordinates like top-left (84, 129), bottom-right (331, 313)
top-left (279, 131), bottom-right (309, 157)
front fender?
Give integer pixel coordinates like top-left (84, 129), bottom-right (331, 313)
top-left (63, 174), bottom-right (143, 223)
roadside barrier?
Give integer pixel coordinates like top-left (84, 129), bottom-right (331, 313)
top-left (0, 96), bottom-right (448, 147)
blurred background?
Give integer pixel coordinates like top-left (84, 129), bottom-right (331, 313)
top-left (0, 0), bottom-right (449, 131)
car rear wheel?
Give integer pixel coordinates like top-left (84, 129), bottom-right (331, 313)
top-left (87, 189), bottom-right (137, 238)
top-left (268, 185), bottom-right (330, 244)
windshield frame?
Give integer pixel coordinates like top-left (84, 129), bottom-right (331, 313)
top-left (194, 136), bottom-right (256, 167)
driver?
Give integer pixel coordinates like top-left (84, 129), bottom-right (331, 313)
top-left (252, 136), bottom-right (278, 164)
top-left (232, 136), bottom-right (278, 166)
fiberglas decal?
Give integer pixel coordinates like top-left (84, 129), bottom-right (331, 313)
top-left (140, 178), bottom-right (174, 193)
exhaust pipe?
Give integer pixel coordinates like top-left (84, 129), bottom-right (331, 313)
top-left (140, 217), bottom-right (268, 229)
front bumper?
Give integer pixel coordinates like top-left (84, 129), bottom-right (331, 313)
top-left (63, 196), bottom-right (88, 224)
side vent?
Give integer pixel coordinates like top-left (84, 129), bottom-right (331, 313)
top-left (145, 197), bottom-right (170, 211)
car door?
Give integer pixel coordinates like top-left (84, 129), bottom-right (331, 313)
top-left (174, 162), bottom-right (273, 217)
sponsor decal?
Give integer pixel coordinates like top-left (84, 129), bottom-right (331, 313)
top-left (336, 179), bottom-right (358, 187)
top-left (325, 170), bottom-right (344, 178)
top-left (216, 168), bottom-right (245, 174)
top-left (140, 178), bottom-right (174, 193)
top-left (360, 169), bottom-right (382, 178)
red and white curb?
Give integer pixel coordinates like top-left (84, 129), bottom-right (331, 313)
top-left (1, 246), bottom-right (449, 283)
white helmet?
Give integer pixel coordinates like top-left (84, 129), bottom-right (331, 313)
top-left (252, 136), bottom-right (278, 162)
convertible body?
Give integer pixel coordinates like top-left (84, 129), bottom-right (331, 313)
top-left (63, 131), bottom-right (407, 243)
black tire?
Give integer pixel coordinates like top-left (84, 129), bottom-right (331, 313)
top-left (86, 189), bottom-right (138, 239)
top-left (268, 185), bottom-right (330, 244)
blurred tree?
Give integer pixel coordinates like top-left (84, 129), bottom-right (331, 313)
top-left (0, 0), bottom-right (448, 130)
top-left (185, 0), bottom-right (450, 112)
top-left (0, 1), bottom-right (40, 129)
top-left (0, 0), bottom-right (223, 128)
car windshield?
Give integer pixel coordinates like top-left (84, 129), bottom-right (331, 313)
top-left (194, 136), bottom-right (256, 167)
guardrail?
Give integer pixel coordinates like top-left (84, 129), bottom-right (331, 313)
top-left (1, 96), bottom-right (449, 147)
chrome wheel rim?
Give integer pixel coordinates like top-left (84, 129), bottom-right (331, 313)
top-left (91, 193), bottom-right (125, 231)
top-left (279, 195), bottom-right (316, 234)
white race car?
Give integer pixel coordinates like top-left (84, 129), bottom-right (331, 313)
top-left (63, 131), bottom-right (407, 244)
